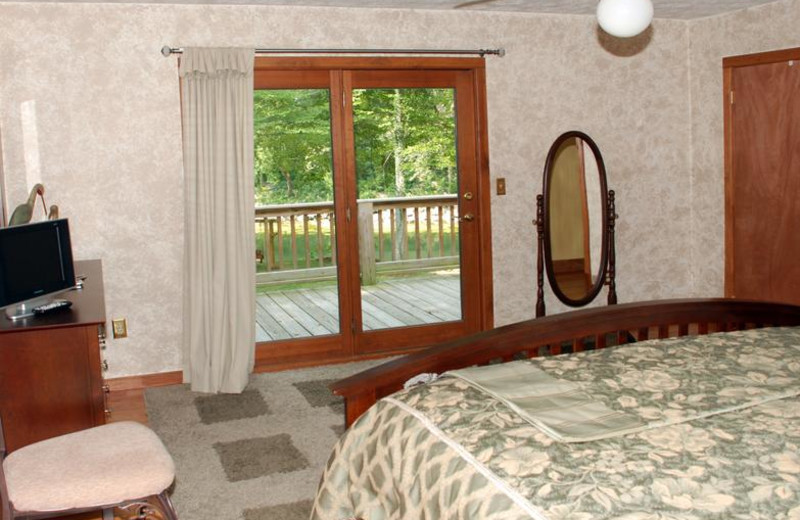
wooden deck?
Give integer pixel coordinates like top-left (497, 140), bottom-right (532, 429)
top-left (255, 274), bottom-right (461, 341)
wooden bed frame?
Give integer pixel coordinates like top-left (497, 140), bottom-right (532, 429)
top-left (331, 298), bottom-right (800, 427)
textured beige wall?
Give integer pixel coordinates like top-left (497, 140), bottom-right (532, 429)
top-left (0, 3), bottom-right (692, 377)
top-left (687, 0), bottom-right (800, 296)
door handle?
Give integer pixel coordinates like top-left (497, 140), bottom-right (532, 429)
top-left (460, 213), bottom-right (475, 222)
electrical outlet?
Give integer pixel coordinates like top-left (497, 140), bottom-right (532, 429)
top-left (496, 177), bottom-right (507, 196)
top-left (112, 318), bottom-right (128, 339)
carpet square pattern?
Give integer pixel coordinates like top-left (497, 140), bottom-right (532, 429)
top-left (243, 499), bottom-right (315, 520)
top-left (145, 359), bottom-right (388, 520)
top-left (292, 378), bottom-right (343, 413)
top-left (215, 434), bottom-right (309, 482)
top-left (195, 388), bottom-right (270, 424)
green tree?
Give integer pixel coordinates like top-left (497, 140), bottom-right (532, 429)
top-left (254, 89), bottom-right (333, 204)
top-left (254, 87), bottom-right (457, 205)
top-left (352, 87), bottom-right (457, 198)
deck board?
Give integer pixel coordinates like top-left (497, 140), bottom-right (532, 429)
top-left (308, 288), bottom-right (342, 321)
top-left (255, 299), bottom-right (292, 341)
top-left (270, 291), bottom-right (333, 336)
top-left (255, 274), bottom-right (461, 341)
top-left (360, 298), bottom-right (406, 329)
top-left (284, 290), bottom-right (340, 333)
top-left (381, 279), bottom-right (461, 321)
top-left (361, 291), bottom-right (425, 327)
top-left (362, 285), bottom-right (441, 325)
top-left (257, 293), bottom-right (311, 338)
top-left (425, 276), bottom-right (462, 298)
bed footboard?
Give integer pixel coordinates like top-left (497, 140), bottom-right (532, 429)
top-left (331, 298), bottom-right (800, 427)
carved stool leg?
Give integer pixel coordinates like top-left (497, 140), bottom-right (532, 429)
top-left (115, 495), bottom-right (178, 519)
top-left (155, 492), bottom-right (179, 520)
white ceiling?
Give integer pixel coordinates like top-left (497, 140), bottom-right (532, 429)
top-left (1, 0), bottom-right (782, 20)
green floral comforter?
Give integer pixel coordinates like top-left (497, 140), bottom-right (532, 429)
top-left (312, 327), bottom-right (800, 520)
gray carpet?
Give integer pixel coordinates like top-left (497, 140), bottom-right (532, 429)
top-left (145, 359), bottom-right (387, 520)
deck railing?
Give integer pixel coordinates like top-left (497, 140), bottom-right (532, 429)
top-left (255, 195), bottom-right (459, 286)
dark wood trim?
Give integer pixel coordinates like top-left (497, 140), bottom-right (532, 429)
top-left (255, 334), bottom-right (351, 367)
top-left (535, 195), bottom-right (545, 317)
top-left (606, 191), bottom-right (617, 305)
top-left (85, 326), bottom-right (106, 428)
top-left (349, 69), bottom-right (468, 88)
top-left (329, 68), bottom-right (357, 358)
top-left (722, 47), bottom-right (800, 69)
top-left (255, 347), bottom-right (417, 374)
top-left (340, 69), bottom-right (362, 351)
top-left (254, 56), bottom-right (486, 71)
top-left (723, 65), bottom-right (735, 297)
top-left (474, 65), bottom-right (494, 331)
top-left (332, 298), bottom-right (800, 426)
top-left (254, 69), bottom-right (331, 89)
top-left (106, 371), bottom-right (183, 392)
top-left (451, 68), bottom-right (481, 332)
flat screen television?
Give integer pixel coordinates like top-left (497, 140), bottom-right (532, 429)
top-left (0, 218), bottom-right (76, 321)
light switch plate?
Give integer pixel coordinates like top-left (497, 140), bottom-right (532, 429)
top-left (112, 318), bottom-right (128, 339)
top-left (496, 177), bottom-right (507, 196)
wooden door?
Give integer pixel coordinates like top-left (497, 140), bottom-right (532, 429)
top-left (343, 69), bottom-right (486, 354)
top-left (253, 58), bottom-right (493, 370)
top-left (724, 48), bottom-right (800, 305)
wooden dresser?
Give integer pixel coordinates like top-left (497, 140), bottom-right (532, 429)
top-left (0, 259), bottom-right (107, 453)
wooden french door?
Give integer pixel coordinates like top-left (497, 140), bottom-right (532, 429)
top-left (253, 58), bottom-right (493, 369)
top-left (724, 48), bottom-right (800, 305)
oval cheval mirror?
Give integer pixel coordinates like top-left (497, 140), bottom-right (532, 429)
top-left (534, 131), bottom-right (618, 317)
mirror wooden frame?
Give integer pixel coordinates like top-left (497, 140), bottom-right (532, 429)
top-left (535, 131), bottom-right (617, 317)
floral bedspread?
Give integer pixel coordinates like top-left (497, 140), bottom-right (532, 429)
top-left (312, 327), bottom-right (800, 520)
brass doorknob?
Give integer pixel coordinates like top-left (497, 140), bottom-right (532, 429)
top-left (460, 213), bottom-right (475, 222)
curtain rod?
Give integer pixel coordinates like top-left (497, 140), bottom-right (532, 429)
top-left (160, 46), bottom-right (505, 58)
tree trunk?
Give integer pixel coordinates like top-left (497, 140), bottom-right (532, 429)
top-left (281, 169), bottom-right (293, 198)
top-left (393, 89), bottom-right (408, 260)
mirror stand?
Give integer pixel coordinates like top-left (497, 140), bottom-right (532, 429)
top-left (606, 190), bottom-right (618, 307)
top-left (535, 190), bottom-right (618, 318)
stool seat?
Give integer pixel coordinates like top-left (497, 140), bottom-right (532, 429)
top-left (3, 421), bottom-right (175, 514)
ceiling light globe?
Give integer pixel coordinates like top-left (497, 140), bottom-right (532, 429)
top-left (597, 0), bottom-right (654, 38)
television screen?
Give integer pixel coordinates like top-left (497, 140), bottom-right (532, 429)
top-left (0, 219), bottom-right (75, 315)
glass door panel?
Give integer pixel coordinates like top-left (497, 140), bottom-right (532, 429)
top-left (352, 87), bottom-right (462, 331)
top-left (253, 88), bottom-right (340, 341)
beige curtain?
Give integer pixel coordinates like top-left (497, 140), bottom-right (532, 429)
top-left (180, 48), bottom-right (255, 393)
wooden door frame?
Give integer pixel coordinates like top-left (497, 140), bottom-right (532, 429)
top-left (723, 47), bottom-right (800, 297)
top-left (252, 57), bottom-right (494, 371)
